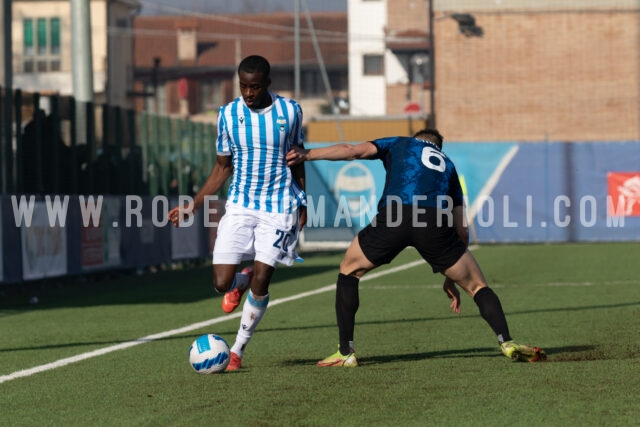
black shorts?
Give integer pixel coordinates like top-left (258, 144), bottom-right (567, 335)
top-left (357, 205), bottom-right (467, 273)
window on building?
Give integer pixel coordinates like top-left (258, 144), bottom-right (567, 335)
top-left (23, 60), bottom-right (34, 73)
top-left (50, 59), bottom-right (61, 72)
top-left (410, 53), bottom-right (431, 86)
top-left (22, 17), bottom-right (62, 73)
top-left (363, 54), bottom-right (384, 76)
top-left (37, 18), bottom-right (47, 55)
top-left (50, 18), bottom-right (61, 55)
top-left (116, 18), bottom-right (129, 28)
top-left (200, 81), bottom-right (223, 113)
top-left (144, 83), bottom-right (166, 115)
top-left (23, 19), bottom-right (34, 55)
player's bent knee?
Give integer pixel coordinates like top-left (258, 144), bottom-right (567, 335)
top-left (213, 276), bottom-right (234, 294)
top-left (467, 282), bottom-right (487, 298)
top-left (213, 282), bottom-right (229, 295)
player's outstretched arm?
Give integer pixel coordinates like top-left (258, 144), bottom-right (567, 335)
top-left (168, 155), bottom-right (233, 227)
top-left (286, 141), bottom-right (378, 165)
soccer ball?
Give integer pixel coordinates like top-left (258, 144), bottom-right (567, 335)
top-left (188, 334), bottom-right (230, 374)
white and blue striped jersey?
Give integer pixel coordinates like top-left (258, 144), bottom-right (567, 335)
top-left (216, 92), bottom-right (306, 214)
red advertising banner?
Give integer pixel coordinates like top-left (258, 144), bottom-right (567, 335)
top-left (80, 197), bottom-right (122, 270)
top-left (607, 172), bottom-right (640, 217)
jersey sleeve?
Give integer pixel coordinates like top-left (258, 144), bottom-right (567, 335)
top-left (289, 103), bottom-right (305, 147)
top-left (216, 106), bottom-right (232, 155)
top-left (371, 136), bottom-right (395, 158)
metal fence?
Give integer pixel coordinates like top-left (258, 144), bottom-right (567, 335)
top-left (0, 88), bottom-right (219, 197)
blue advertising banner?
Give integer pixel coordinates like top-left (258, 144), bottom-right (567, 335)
top-left (303, 153), bottom-right (385, 241)
top-left (301, 141), bottom-right (519, 245)
top-left (301, 141), bottom-right (640, 245)
top-left (3, 142), bottom-right (637, 284)
top-left (477, 141), bottom-right (640, 242)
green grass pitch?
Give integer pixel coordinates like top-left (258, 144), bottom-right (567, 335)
top-left (1, 242), bottom-right (639, 426)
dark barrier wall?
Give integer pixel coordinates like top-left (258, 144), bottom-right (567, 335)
top-left (0, 195), bottom-right (217, 284)
top-left (2, 197), bottom-right (23, 283)
top-left (2, 141), bottom-right (639, 284)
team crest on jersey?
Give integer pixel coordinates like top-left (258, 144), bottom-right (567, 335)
top-left (277, 117), bottom-right (287, 132)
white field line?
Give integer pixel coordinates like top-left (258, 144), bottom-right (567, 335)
top-left (3, 256), bottom-right (635, 384)
top-left (0, 259), bottom-right (424, 384)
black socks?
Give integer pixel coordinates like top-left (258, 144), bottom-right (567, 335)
top-left (473, 287), bottom-right (512, 343)
top-left (336, 273), bottom-right (360, 355)
top-left (334, 280), bottom-right (512, 355)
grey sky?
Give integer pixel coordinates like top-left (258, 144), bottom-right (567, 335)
top-left (139, 0), bottom-right (347, 15)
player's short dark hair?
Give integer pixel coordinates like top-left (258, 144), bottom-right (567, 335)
top-left (413, 128), bottom-right (444, 149)
top-left (238, 55), bottom-right (271, 78)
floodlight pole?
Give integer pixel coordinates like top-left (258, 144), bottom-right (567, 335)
top-left (71, 0), bottom-right (95, 165)
top-left (301, 0), bottom-right (345, 141)
top-left (71, 0), bottom-right (94, 105)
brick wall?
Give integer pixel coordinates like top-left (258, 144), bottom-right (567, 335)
top-left (306, 116), bottom-right (429, 143)
top-left (387, 0), bottom-right (429, 31)
top-left (386, 83), bottom-right (432, 117)
top-left (434, 10), bottom-right (640, 142)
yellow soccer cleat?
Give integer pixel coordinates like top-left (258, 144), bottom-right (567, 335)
top-left (500, 340), bottom-right (547, 362)
top-left (316, 350), bottom-right (359, 367)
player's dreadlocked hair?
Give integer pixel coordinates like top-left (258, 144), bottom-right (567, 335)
top-left (238, 55), bottom-right (271, 79)
top-left (413, 128), bottom-right (444, 149)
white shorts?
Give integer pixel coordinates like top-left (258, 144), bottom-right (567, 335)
top-left (212, 202), bottom-right (303, 267)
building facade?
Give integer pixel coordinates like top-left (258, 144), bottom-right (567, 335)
top-left (132, 12), bottom-right (349, 122)
top-left (433, 0), bottom-right (639, 142)
top-left (10, 0), bottom-right (140, 107)
top-left (348, 0), bottom-right (432, 118)
top-left (347, 0), bottom-right (640, 142)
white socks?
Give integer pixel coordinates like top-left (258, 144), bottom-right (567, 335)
top-left (230, 290), bottom-right (269, 357)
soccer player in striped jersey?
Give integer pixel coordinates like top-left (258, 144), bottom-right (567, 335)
top-left (286, 128), bottom-right (545, 366)
top-left (169, 55), bottom-right (307, 371)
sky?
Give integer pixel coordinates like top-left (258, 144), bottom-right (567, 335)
top-left (139, 0), bottom-right (347, 15)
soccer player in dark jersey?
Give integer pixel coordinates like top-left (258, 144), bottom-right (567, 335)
top-left (286, 128), bottom-right (545, 366)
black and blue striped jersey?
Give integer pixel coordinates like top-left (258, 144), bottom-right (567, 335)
top-left (371, 136), bottom-right (463, 210)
